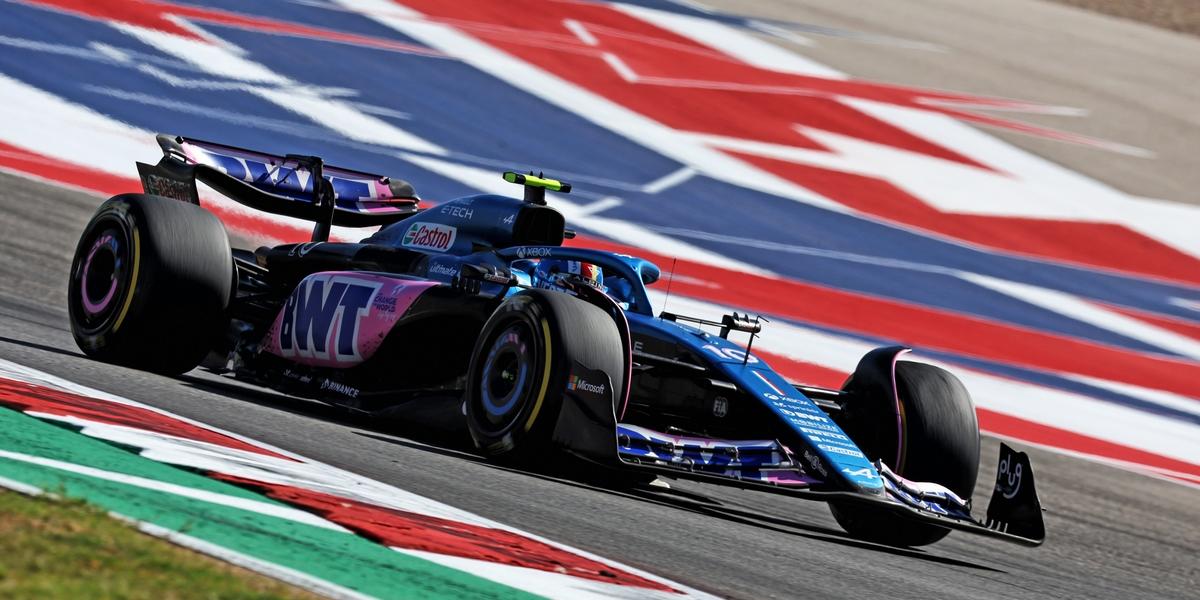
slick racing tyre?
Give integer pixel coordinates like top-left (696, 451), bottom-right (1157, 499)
top-left (466, 288), bottom-right (624, 458)
top-left (68, 194), bottom-right (232, 375)
top-left (831, 359), bottom-right (980, 547)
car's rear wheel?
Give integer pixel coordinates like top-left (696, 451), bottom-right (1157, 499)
top-left (830, 357), bottom-right (980, 547)
top-left (68, 194), bottom-right (232, 375)
top-left (465, 289), bottom-right (624, 458)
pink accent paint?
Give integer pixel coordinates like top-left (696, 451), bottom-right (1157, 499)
top-left (263, 272), bottom-right (437, 368)
top-left (80, 234), bottom-right (118, 315)
top-left (600, 289), bottom-right (634, 422)
top-left (759, 472), bottom-right (813, 487)
top-left (752, 370), bottom-right (786, 396)
top-left (890, 349), bottom-right (913, 471)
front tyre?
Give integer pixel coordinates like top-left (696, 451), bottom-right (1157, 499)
top-left (68, 194), bottom-right (232, 375)
top-left (830, 359), bottom-right (980, 547)
top-left (465, 289), bottom-right (625, 458)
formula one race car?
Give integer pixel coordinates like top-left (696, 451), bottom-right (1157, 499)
top-left (68, 135), bottom-right (1045, 547)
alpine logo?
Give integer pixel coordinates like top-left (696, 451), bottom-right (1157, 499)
top-left (402, 222), bottom-right (457, 252)
top-left (567, 375), bottom-right (606, 396)
top-left (842, 467), bottom-right (878, 480)
top-left (279, 274), bottom-right (381, 362)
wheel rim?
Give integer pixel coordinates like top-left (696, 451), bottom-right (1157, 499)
top-left (77, 226), bottom-right (128, 327)
top-left (477, 322), bottom-right (535, 431)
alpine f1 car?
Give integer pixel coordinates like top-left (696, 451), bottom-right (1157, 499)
top-left (68, 134), bottom-right (1045, 548)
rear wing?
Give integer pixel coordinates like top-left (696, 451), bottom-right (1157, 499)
top-left (137, 134), bottom-right (420, 241)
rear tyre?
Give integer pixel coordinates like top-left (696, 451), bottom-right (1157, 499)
top-left (465, 289), bottom-right (624, 458)
top-left (830, 361), bottom-right (980, 546)
top-left (68, 194), bottom-right (232, 375)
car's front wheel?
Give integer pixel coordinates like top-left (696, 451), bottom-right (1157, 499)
top-left (465, 289), bottom-right (625, 458)
top-left (830, 353), bottom-right (980, 546)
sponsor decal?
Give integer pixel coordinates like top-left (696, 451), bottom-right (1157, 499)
top-left (371, 295), bottom-right (397, 313)
top-left (402, 222), bottom-right (457, 252)
top-left (439, 204), bottom-right (474, 220)
top-left (515, 247), bottom-right (553, 259)
top-left (281, 368), bottom-right (312, 385)
top-left (199, 147), bottom-right (374, 201)
top-left (319, 379), bottom-right (361, 398)
top-left (566, 375), bottom-right (606, 396)
top-left (712, 396), bottom-right (728, 418)
top-left (819, 444), bottom-right (865, 458)
top-left (786, 417), bottom-right (842, 433)
top-left (775, 407), bottom-right (830, 424)
top-left (764, 395), bottom-right (825, 415)
top-left (289, 242), bottom-right (323, 257)
top-left (801, 427), bottom-right (851, 442)
top-left (801, 427), bottom-right (849, 441)
top-left (619, 426), bottom-right (784, 470)
top-left (142, 172), bottom-right (195, 203)
top-left (502, 213), bottom-right (516, 225)
top-left (803, 450), bottom-right (828, 477)
top-left (997, 453), bottom-right (1024, 499)
top-left (279, 275), bottom-right (381, 362)
top-left (428, 263), bottom-right (458, 278)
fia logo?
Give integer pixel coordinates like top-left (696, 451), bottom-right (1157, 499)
top-left (712, 396), bottom-right (729, 418)
top-left (278, 274), bottom-right (381, 362)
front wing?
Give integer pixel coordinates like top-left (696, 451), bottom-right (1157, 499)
top-left (617, 431), bottom-right (1045, 547)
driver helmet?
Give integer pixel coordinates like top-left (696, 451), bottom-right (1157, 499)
top-left (533, 259), bottom-right (604, 293)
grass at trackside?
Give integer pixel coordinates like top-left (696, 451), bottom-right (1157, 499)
top-left (0, 490), bottom-right (318, 600)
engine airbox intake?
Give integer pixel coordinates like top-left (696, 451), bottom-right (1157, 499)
top-left (513, 204), bottom-right (564, 246)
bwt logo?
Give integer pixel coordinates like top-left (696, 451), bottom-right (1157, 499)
top-left (279, 275), bottom-right (381, 362)
top-left (403, 222), bottom-right (457, 252)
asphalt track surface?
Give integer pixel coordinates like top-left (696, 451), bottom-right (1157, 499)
top-left (1, 170), bottom-right (1197, 599)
